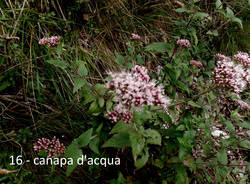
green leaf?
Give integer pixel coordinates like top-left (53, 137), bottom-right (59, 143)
top-left (98, 97), bottom-right (105, 108)
top-left (136, 54), bottom-right (144, 65)
top-left (83, 94), bottom-right (96, 105)
top-left (73, 78), bottom-right (86, 93)
top-left (145, 42), bottom-right (171, 53)
top-left (45, 60), bottom-right (67, 69)
top-left (158, 112), bottom-right (172, 124)
top-left (94, 84), bottom-right (106, 95)
top-left (0, 81), bottom-right (10, 91)
top-left (177, 124), bottom-right (186, 131)
top-left (176, 81), bottom-right (190, 94)
top-left (217, 149), bottom-right (228, 164)
top-left (191, 29), bottom-right (198, 46)
top-left (88, 100), bottom-right (99, 113)
top-left (165, 67), bottom-right (177, 82)
top-left (133, 110), bottom-right (152, 124)
top-left (143, 129), bottom-right (161, 145)
top-left (135, 148), bottom-right (149, 170)
top-left (77, 128), bottom-right (93, 147)
top-left (106, 100), bottom-right (113, 111)
top-left (206, 30), bottom-right (218, 36)
top-left (152, 159), bottom-right (164, 169)
top-left (238, 122), bottom-right (250, 129)
top-left (64, 141), bottom-right (83, 177)
top-left (239, 140), bottom-right (250, 149)
top-left (216, 0), bottom-right (222, 9)
top-left (223, 121), bottom-right (235, 133)
top-left (110, 121), bottom-right (134, 134)
top-left (232, 17), bottom-right (243, 29)
top-left (178, 146), bottom-right (187, 160)
top-left (188, 101), bottom-right (201, 108)
top-left (226, 7), bottom-right (234, 18)
top-left (65, 148), bottom-right (83, 177)
top-left (89, 136), bottom-right (100, 154)
top-left (130, 133), bottom-right (145, 161)
top-left (102, 133), bottom-right (131, 148)
top-left (175, 8), bottom-right (189, 13)
top-left (116, 54), bottom-right (125, 65)
top-left (194, 12), bottom-right (209, 19)
top-left (124, 62), bottom-right (134, 69)
top-left (57, 43), bottom-right (62, 55)
top-left (77, 61), bottom-right (88, 77)
top-left (96, 123), bottom-right (103, 134)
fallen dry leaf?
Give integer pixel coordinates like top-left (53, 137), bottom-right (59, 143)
top-left (0, 168), bottom-right (17, 175)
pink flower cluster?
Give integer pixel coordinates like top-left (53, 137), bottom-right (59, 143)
top-left (105, 65), bottom-right (170, 123)
top-left (213, 53), bottom-right (250, 93)
top-left (245, 69), bottom-right (250, 87)
top-left (190, 60), bottom-right (203, 67)
top-left (131, 33), bottom-right (141, 40)
top-left (39, 36), bottom-right (61, 46)
top-left (213, 60), bottom-right (246, 93)
top-left (106, 104), bottom-right (132, 123)
top-left (236, 100), bottom-right (250, 110)
top-left (33, 136), bottom-right (66, 158)
top-left (233, 52), bottom-right (250, 67)
top-left (177, 39), bottom-right (191, 48)
top-left (215, 53), bottom-right (231, 62)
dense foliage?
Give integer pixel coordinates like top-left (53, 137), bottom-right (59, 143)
top-left (0, 0), bottom-right (249, 183)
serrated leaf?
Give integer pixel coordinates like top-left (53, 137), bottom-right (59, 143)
top-left (217, 149), bottom-right (228, 164)
top-left (188, 101), bottom-right (201, 108)
top-left (226, 7), bottom-right (234, 18)
top-left (96, 123), bottom-right (103, 134)
top-left (94, 84), bottom-right (106, 95)
top-left (73, 78), bottom-right (86, 93)
top-left (194, 12), bottom-right (209, 19)
top-left (136, 54), bottom-right (144, 65)
top-left (57, 43), bottom-right (62, 55)
top-left (232, 17), bottom-right (243, 29)
top-left (178, 146), bottom-right (187, 160)
top-left (223, 121), bottom-right (235, 133)
top-left (102, 133), bottom-right (131, 148)
top-left (177, 124), bottom-right (185, 131)
top-left (158, 112), bottom-right (172, 124)
top-left (143, 129), bottom-right (161, 145)
top-left (206, 30), bottom-right (218, 36)
top-left (116, 54), bottom-right (125, 65)
top-left (135, 148), bottom-right (149, 170)
top-left (125, 62), bottom-right (134, 69)
top-left (89, 136), bottom-right (100, 154)
top-left (77, 61), bottom-right (88, 77)
top-left (83, 94), bottom-right (96, 105)
top-left (175, 8), bottom-right (189, 13)
top-left (145, 42), bottom-right (171, 53)
top-left (239, 140), bottom-right (250, 149)
top-left (110, 121), bottom-right (134, 134)
top-left (191, 30), bottom-right (198, 46)
top-left (130, 133), bottom-right (145, 161)
top-left (88, 100), bottom-right (99, 113)
top-left (98, 97), bottom-right (104, 107)
top-left (216, 0), bottom-right (222, 9)
top-left (106, 100), bottom-right (113, 111)
top-left (176, 81), bottom-right (190, 94)
top-left (65, 148), bottom-right (82, 177)
top-left (238, 122), bottom-right (250, 129)
top-left (77, 128), bottom-right (93, 147)
top-left (45, 60), bottom-right (67, 69)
